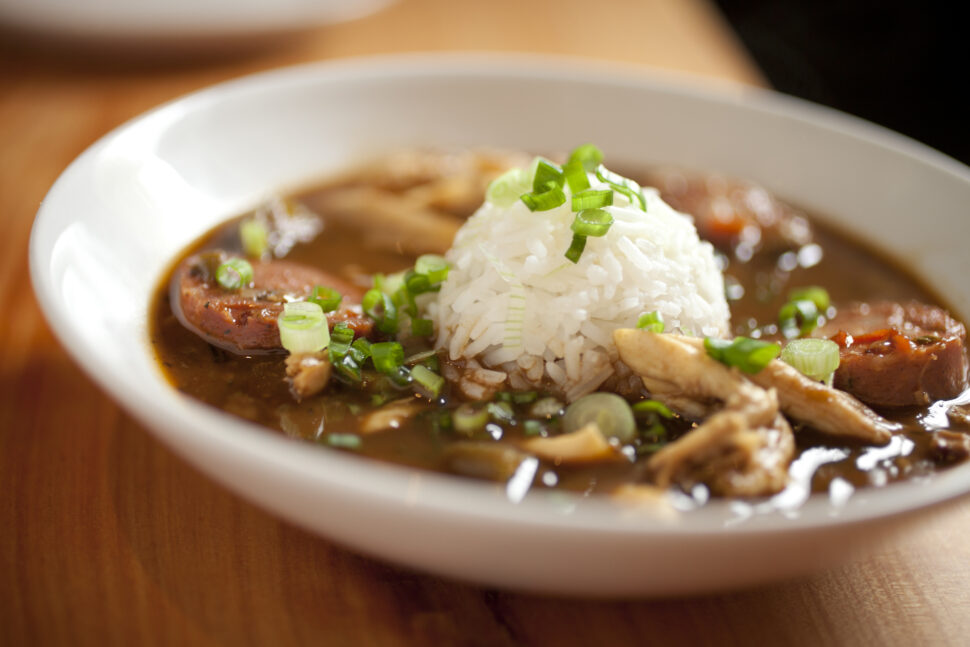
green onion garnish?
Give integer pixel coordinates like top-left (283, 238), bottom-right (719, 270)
top-left (325, 433), bottom-right (362, 449)
top-left (277, 301), bottom-right (329, 354)
top-left (487, 401), bottom-right (516, 424)
top-left (595, 165), bottom-right (647, 211)
top-left (453, 403), bottom-right (489, 435)
top-left (571, 189), bottom-right (613, 212)
top-left (778, 299), bottom-right (820, 339)
top-left (521, 187), bottom-right (566, 212)
top-left (412, 318), bottom-right (434, 337)
top-left (309, 285), bottom-right (342, 312)
top-left (371, 341), bottom-right (405, 375)
top-left (328, 322), bottom-right (354, 359)
top-left (570, 208), bottom-right (614, 237)
top-left (632, 399), bottom-right (674, 419)
top-left (485, 167), bottom-right (531, 207)
top-left (562, 392), bottom-right (636, 442)
top-left (704, 337), bottom-right (781, 374)
top-left (636, 311), bottom-right (665, 333)
top-left (332, 354), bottom-right (362, 383)
top-left (522, 420), bottom-right (544, 436)
top-left (373, 271), bottom-right (405, 296)
top-left (239, 219), bottom-right (269, 258)
top-left (362, 288), bottom-right (399, 334)
top-left (215, 258), bottom-right (253, 290)
top-left (531, 158), bottom-right (565, 192)
top-left (567, 144), bottom-right (604, 172)
top-left (781, 338), bottom-right (840, 386)
top-left (562, 158), bottom-right (591, 194)
top-left (350, 337), bottom-right (371, 363)
top-left (415, 254), bottom-right (450, 284)
top-left (404, 270), bottom-right (432, 297)
top-left (411, 364), bottom-right (445, 398)
top-left (788, 286), bottom-right (831, 312)
top-left (564, 233), bottom-right (587, 263)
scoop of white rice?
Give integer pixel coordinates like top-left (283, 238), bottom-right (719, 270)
top-left (429, 168), bottom-right (730, 401)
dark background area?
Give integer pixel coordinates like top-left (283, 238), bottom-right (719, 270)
top-left (714, 1), bottom-right (966, 165)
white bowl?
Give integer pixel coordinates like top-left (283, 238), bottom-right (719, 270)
top-left (29, 54), bottom-right (970, 597)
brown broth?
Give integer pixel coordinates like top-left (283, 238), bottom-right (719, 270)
top-left (150, 163), bottom-right (969, 502)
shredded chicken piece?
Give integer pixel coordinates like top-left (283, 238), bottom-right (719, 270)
top-left (615, 330), bottom-right (896, 445)
top-left (522, 424), bottom-right (619, 464)
top-left (284, 352), bottom-right (331, 401)
top-left (667, 335), bottom-right (897, 445)
top-left (359, 398), bottom-right (423, 434)
top-left (647, 395), bottom-right (795, 497)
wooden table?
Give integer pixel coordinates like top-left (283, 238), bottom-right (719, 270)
top-left (2, 0), bottom-right (968, 644)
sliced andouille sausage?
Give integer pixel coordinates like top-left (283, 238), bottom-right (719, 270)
top-left (644, 169), bottom-right (813, 255)
top-left (817, 301), bottom-right (968, 407)
top-left (171, 250), bottom-right (372, 354)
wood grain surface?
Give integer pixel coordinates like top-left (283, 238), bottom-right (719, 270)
top-left (2, 0), bottom-right (969, 645)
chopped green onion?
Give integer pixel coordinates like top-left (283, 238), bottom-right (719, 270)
top-left (328, 322), bottom-right (355, 359)
top-left (571, 189), bottom-right (613, 212)
top-left (521, 187), bottom-right (566, 212)
top-left (373, 271), bottom-right (406, 296)
top-left (778, 299), bottom-right (820, 339)
top-left (595, 165), bottom-right (647, 211)
top-left (487, 401), bottom-right (516, 424)
top-left (570, 209), bottom-right (613, 237)
top-left (414, 254), bottom-right (450, 284)
top-left (350, 337), bottom-right (372, 362)
top-left (309, 285), bottom-right (342, 312)
top-left (632, 400), bottom-right (673, 419)
top-left (371, 341), bottom-right (405, 375)
top-left (277, 301), bottom-right (329, 354)
top-left (511, 391), bottom-right (538, 404)
top-left (486, 167), bottom-right (531, 207)
top-left (704, 336), bottom-right (781, 374)
top-left (239, 219), bottom-right (269, 258)
top-left (636, 311), bottom-right (665, 333)
top-left (567, 144), bottom-right (604, 172)
top-left (530, 158), bottom-right (565, 192)
top-left (788, 286), bottom-right (830, 312)
top-left (386, 366), bottom-right (413, 388)
top-left (453, 403), bottom-right (490, 435)
top-left (562, 159), bottom-right (591, 194)
top-left (393, 284), bottom-right (418, 318)
top-left (404, 270), bottom-right (433, 296)
top-left (325, 433), bottom-right (361, 449)
top-left (522, 419), bottom-right (544, 436)
top-left (332, 353), bottom-right (362, 383)
top-left (781, 338), bottom-right (840, 386)
top-left (412, 318), bottom-right (434, 337)
top-left (564, 233), bottom-right (587, 263)
top-left (531, 397), bottom-right (564, 418)
top-left (362, 288), bottom-right (399, 334)
top-left (215, 258), bottom-right (253, 290)
top-left (411, 364), bottom-right (445, 398)
top-left (563, 392), bottom-right (636, 443)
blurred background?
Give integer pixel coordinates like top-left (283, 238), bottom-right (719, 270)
top-left (716, 0), bottom-right (966, 164)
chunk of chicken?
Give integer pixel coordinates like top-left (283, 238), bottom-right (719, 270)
top-left (614, 330), bottom-right (895, 445)
top-left (284, 352), bottom-right (332, 401)
top-left (614, 329), bottom-right (795, 496)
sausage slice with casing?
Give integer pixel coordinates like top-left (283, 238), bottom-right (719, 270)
top-left (171, 250), bottom-right (371, 354)
top-left (818, 301), bottom-right (968, 407)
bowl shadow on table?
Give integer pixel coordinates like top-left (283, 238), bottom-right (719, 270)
top-left (103, 407), bottom-right (955, 645)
